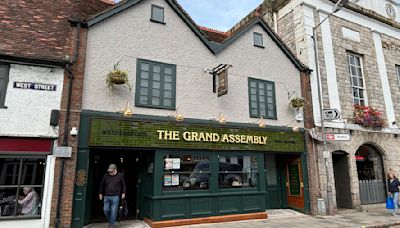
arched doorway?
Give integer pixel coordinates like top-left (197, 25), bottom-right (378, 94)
top-left (356, 144), bottom-right (386, 205)
top-left (332, 151), bottom-right (352, 209)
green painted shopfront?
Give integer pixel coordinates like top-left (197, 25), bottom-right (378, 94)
top-left (71, 111), bottom-right (311, 227)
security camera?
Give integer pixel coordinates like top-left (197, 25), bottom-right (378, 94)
top-left (70, 127), bottom-right (78, 136)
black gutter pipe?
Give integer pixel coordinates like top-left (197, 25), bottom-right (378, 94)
top-left (54, 21), bottom-right (81, 228)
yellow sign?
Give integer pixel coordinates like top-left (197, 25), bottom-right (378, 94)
top-left (157, 130), bottom-right (268, 145)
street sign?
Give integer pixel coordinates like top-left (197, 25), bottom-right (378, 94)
top-left (323, 109), bottom-right (341, 120)
top-left (325, 133), bottom-right (351, 141)
top-left (54, 146), bottom-right (72, 158)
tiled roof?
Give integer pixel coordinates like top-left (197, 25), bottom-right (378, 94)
top-left (0, 0), bottom-right (113, 61)
top-left (198, 27), bottom-right (231, 43)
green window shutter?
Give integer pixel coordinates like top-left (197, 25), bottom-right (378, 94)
top-left (0, 64), bottom-right (10, 107)
top-left (135, 59), bottom-right (176, 110)
top-left (248, 78), bottom-right (276, 119)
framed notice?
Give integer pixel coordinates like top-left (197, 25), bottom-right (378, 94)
top-left (288, 163), bottom-right (301, 196)
top-left (172, 158), bottom-right (180, 169)
top-left (171, 174), bottom-right (179, 186)
top-left (165, 158), bottom-right (173, 170)
top-left (217, 69), bottom-right (228, 97)
top-left (164, 174), bottom-right (172, 186)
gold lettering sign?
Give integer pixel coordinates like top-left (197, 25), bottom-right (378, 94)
top-left (157, 130), bottom-right (268, 145)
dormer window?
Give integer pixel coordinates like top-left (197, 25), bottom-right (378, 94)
top-left (151, 5), bottom-right (165, 24)
top-left (253, 32), bottom-right (264, 48)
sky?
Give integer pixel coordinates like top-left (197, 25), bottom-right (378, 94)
top-left (177, 0), bottom-right (263, 32)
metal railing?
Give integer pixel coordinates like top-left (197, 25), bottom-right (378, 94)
top-left (359, 179), bottom-right (386, 205)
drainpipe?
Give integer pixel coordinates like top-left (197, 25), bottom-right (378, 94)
top-left (54, 22), bottom-right (81, 228)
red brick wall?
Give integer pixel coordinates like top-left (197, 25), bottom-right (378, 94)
top-left (0, 0), bottom-right (111, 61)
top-left (50, 26), bottom-right (89, 227)
top-left (300, 71), bottom-right (319, 214)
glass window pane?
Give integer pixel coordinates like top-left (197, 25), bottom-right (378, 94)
top-left (254, 33), bottom-right (263, 46)
top-left (163, 154), bottom-right (210, 191)
top-left (140, 88), bottom-right (148, 95)
top-left (164, 67), bottom-right (172, 75)
top-left (151, 5), bottom-right (164, 23)
top-left (354, 56), bottom-right (360, 66)
top-left (153, 65), bottom-right (161, 73)
top-left (0, 158), bottom-right (20, 185)
top-left (153, 81), bottom-right (160, 89)
top-left (251, 109), bottom-right (258, 115)
top-left (354, 98), bottom-right (359, 105)
top-left (251, 102), bottom-right (258, 108)
top-left (152, 89), bottom-right (160, 97)
top-left (140, 71), bottom-right (149, 79)
top-left (259, 83), bottom-right (264, 89)
top-left (164, 83), bottom-right (172, 90)
top-left (259, 96), bottom-right (265, 102)
top-left (218, 155), bottom-right (258, 189)
top-left (164, 91), bottom-right (172, 99)
top-left (153, 73), bottom-right (160, 81)
top-left (350, 66), bottom-right (357, 76)
top-left (141, 79), bottom-right (148, 87)
top-left (266, 84), bottom-right (273, 90)
top-left (358, 78), bottom-right (363, 87)
top-left (250, 81), bottom-right (257, 88)
top-left (152, 97), bottom-right (160, 105)
top-left (259, 103), bottom-right (266, 109)
top-left (164, 99), bottom-right (171, 107)
top-left (267, 91), bottom-right (273, 97)
top-left (140, 96), bottom-right (148, 103)
top-left (165, 75), bottom-right (172, 83)
top-left (141, 63), bottom-right (149, 71)
top-left (250, 88), bottom-right (257, 95)
top-left (17, 186), bottom-right (41, 216)
top-left (352, 77), bottom-right (358, 87)
top-left (267, 97), bottom-right (273, 103)
top-left (0, 187), bottom-right (18, 217)
top-left (250, 95), bottom-right (257, 101)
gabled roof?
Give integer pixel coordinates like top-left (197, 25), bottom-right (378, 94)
top-left (84, 0), bottom-right (310, 73)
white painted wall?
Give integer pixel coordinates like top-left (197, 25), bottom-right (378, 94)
top-left (354, 0), bottom-right (400, 23)
top-left (0, 64), bottom-right (64, 137)
top-left (0, 155), bottom-right (55, 228)
top-left (83, 0), bottom-right (303, 128)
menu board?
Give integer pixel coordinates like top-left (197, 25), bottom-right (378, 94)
top-left (288, 164), bottom-right (301, 196)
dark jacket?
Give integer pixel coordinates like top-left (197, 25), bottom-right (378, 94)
top-left (99, 172), bottom-right (126, 196)
top-left (388, 178), bottom-right (400, 193)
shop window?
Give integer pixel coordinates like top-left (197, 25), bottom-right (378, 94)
top-left (253, 32), bottom-right (264, 47)
top-left (135, 59), bottom-right (176, 110)
top-left (248, 78), bottom-right (276, 119)
top-left (347, 52), bottom-right (366, 106)
top-left (0, 157), bottom-right (46, 218)
top-left (218, 155), bottom-right (258, 189)
top-left (163, 154), bottom-right (210, 191)
top-left (0, 64), bottom-right (9, 108)
top-left (151, 5), bottom-right (165, 24)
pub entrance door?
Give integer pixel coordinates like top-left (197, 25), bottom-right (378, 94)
top-left (284, 156), bottom-right (304, 210)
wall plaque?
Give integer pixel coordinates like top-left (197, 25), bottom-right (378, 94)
top-left (75, 169), bottom-right (87, 187)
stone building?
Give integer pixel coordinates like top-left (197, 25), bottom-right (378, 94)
top-left (0, 1), bottom-right (111, 227)
top-left (54, 0), bottom-right (317, 227)
top-left (235, 0), bottom-right (400, 214)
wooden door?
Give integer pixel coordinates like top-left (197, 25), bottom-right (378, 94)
top-left (285, 157), bottom-right (304, 210)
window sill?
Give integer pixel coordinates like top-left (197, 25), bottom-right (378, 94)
top-left (150, 19), bottom-right (166, 25)
top-left (250, 115), bottom-right (277, 120)
top-left (0, 106), bottom-right (7, 109)
top-left (135, 103), bottom-right (176, 111)
top-left (0, 215), bottom-right (41, 220)
top-left (254, 45), bottom-right (265, 48)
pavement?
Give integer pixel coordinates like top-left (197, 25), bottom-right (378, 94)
top-left (84, 209), bottom-right (400, 228)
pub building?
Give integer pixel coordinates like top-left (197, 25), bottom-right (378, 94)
top-left (68, 0), bottom-right (314, 227)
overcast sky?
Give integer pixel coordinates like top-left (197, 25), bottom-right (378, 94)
top-left (177, 0), bottom-right (262, 31)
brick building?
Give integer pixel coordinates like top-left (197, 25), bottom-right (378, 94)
top-left (0, 1), bottom-right (111, 227)
top-left (234, 0), bottom-right (400, 214)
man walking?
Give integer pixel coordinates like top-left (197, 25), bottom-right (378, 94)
top-left (99, 164), bottom-right (126, 228)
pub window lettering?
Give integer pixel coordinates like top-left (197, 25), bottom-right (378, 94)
top-left (347, 52), bottom-right (366, 106)
top-left (0, 157), bottom-right (46, 218)
top-left (248, 78), bottom-right (277, 119)
top-left (135, 59), bottom-right (176, 110)
top-left (0, 64), bottom-right (10, 108)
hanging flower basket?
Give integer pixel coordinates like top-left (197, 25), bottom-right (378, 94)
top-left (106, 62), bottom-right (132, 91)
top-left (353, 104), bottom-right (385, 129)
top-left (290, 97), bottom-right (305, 108)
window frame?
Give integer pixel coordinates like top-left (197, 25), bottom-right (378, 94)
top-left (253, 32), bottom-right (264, 48)
top-left (135, 59), bottom-right (177, 110)
top-left (248, 77), bottom-right (277, 119)
top-left (150, 4), bottom-right (165, 24)
top-left (0, 155), bottom-right (46, 220)
top-left (347, 52), bottom-right (368, 106)
top-left (0, 63), bottom-right (10, 108)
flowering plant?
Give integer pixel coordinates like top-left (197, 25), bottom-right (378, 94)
top-left (353, 105), bottom-right (385, 129)
top-left (290, 97), bottom-right (305, 108)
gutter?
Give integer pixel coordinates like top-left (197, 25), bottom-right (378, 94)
top-left (54, 21), bottom-right (81, 228)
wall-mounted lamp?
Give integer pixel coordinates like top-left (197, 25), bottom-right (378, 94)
top-left (211, 112), bottom-right (226, 124)
top-left (255, 116), bottom-right (266, 128)
top-left (292, 126), bottom-right (300, 132)
top-left (168, 108), bottom-right (184, 122)
top-left (122, 102), bottom-right (133, 117)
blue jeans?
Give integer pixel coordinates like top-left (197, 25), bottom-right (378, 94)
top-left (103, 195), bottom-right (119, 225)
top-left (392, 192), bottom-right (400, 214)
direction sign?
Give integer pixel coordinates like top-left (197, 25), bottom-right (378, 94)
top-left (325, 133), bottom-right (351, 141)
top-left (323, 108), bottom-right (341, 120)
